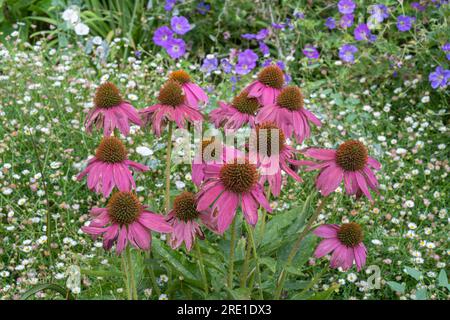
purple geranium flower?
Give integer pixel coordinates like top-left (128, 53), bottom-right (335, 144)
top-left (325, 17), bottom-right (336, 30)
top-left (294, 11), bottom-right (305, 19)
top-left (259, 42), bottom-right (270, 56)
top-left (235, 62), bottom-right (255, 75)
top-left (242, 33), bottom-right (256, 40)
top-left (220, 58), bottom-right (233, 74)
top-left (164, 0), bottom-right (176, 11)
top-left (238, 49), bottom-right (258, 64)
top-left (271, 22), bottom-right (285, 30)
top-left (165, 38), bottom-right (186, 59)
top-left (340, 14), bottom-right (354, 28)
top-left (276, 60), bottom-right (285, 70)
top-left (262, 59), bottom-right (272, 67)
top-left (338, 0), bottom-right (356, 14)
top-left (354, 23), bottom-right (376, 42)
top-left (429, 66), bottom-right (450, 89)
top-left (368, 4), bottom-right (389, 22)
top-left (397, 15), bottom-right (415, 32)
top-left (197, 1), bottom-right (210, 15)
top-left (256, 28), bottom-right (269, 40)
top-left (153, 26), bottom-right (174, 47)
top-left (285, 18), bottom-right (295, 30)
top-left (339, 44), bottom-right (358, 63)
top-left (442, 43), bottom-right (450, 60)
top-left (201, 56), bottom-right (218, 73)
top-left (303, 45), bottom-right (319, 59)
top-left (235, 49), bottom-right (258, 75)
top-left (171, 16), bottom-right (191, 35)
top-left (411, 2), bottom-right (427, 11)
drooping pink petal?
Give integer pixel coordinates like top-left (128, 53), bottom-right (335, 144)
top-left (116, 225), bottom-right (128, 254)
top-left (103, 224), bottom-right (119, 250)
top-left (353, 243), bottom-right (367, 271)
top-left (250, 185), bottom-right (272, 213)
top-left (367, 157), bottom-right (381, 170)
top-left (301, 107), bottom-right (322, 127)
top-left (215, 191), bottom-right (239, 234)
top-left (138, 211), bottom-right (173, 233)
top-left (355, 171), bottom-right (372, 200)
top-left (128, 222), bottom-right (151, 250)
top-left (313, 224), bottom-right (339, 238)
top-left (241, 193), bottom-right (259, 226)
top-left (196, 182), bottom-right (224, 211)
top-left (314, 238), bottom-right (341, 258)
top-left (304, 148), bottom-right (336, 160)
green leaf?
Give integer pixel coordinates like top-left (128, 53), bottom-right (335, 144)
top-left (260, 257), bottom-right (276, 273)
top-left (152, 239), bottom-right (196, 280)
top-left (225, 288), bottom-right (251, 300)
top-left (307, 284), bottom-right (339, 300)
top-left (404, 266), bottom-right (422, 281)
top-left (80, 268), bottom-right (122, 278)
top-left (387, 281), bottom-right (405, 294)
top-left (415, 288), bottom-right (428, 300)
top-left (21, 283), bottom-right (74, 300)
top-left (438, 269), bottom-right (448, 287)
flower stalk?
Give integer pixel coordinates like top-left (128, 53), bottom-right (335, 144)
top-left (164, 121), bottom-right (173, 214)
top-left (195, 242), bottom-right (209, 294)
top-left (227, 218), bottom-right (237, 289)
top-left (274, 196), bottom-right (328, 299)
top-left (125, 246), bottom-right (138, 300)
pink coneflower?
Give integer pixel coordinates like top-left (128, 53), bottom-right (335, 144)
top-left (210, 90), bottom-right (261, 130)
top-left (246, 65), bottom-right (285, 106)
top-left (140, 80), bottom-right (203, 136)
top-left (77, 136), bottom-right (148, 197)
top-left (249, 122), bottom-right (302, 197)
top-left (313, 222), bottom-right (367, 271)
top-left (196, 156), bottom-right (272, 234)
top-left (301, 140), bottom-right (381, 200)
top-left (82, 192), bottom-right (172, 254)
top-left (168, 70), bottom-right (208, 108)
top-left (192, 137), bottom-right (242, 187)
top-left (256, 85), bottom-right (322, 143)
top-left (167, 191), bottom-right (218, 251)
top-left (84, 82), bottom-right (142, 136)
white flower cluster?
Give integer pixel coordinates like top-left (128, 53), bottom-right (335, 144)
top-left (62, 6), bottom-right (89, 36)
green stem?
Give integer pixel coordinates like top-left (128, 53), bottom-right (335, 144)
top-left (126, 246), bottom-right (138, 300)
top-left (258, 186), bottom-right (271, 244)
top-left (245, 222), bottom-right (263, 299)
top-left (195, 242), bottom-right (209, 295)
top-left (274, 196), bottom-right (328, 300)
top-left (148, 263), bottom-right (161, 298)
top-left (121, 253), bottom-right (131, 300)
top-left (239, 235), bottom-right (252, 289)
top-left (227, 218), bottom-right (237, 289)
top-left (164, 121), bottom-right (173, 214)
top-left (122, 0), bottom-right (139, 62)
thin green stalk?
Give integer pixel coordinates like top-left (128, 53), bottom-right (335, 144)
top-left (121, 253), bottom-right (131, 300)
top-left (164, 121), bottom-right (173, 214)
top-left (227, 218), bottom-right (237, 289)
top-left (239, 236), bottom-right (252, 288)
top-left (274, 196), bottom-right (328, 299)
top-left (148, 263), bottom-right (161, 298)
top-left (258, 186), bottom-right (271, 244)
top-left (122, 0), bottom-right (139, 61)
top-left (245, 222), bottom-right (263, 299)
top-left (195, 242), bottom-right (209, 295)
top-left (126, 246), bottom-right (138, 300)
